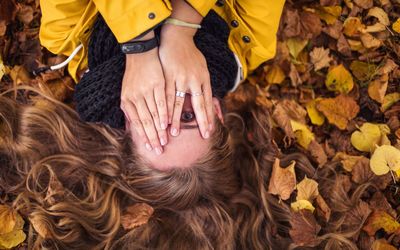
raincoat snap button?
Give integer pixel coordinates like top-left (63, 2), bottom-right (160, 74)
top-left (242, 36), bottom-right (251, 43)
top-left (231, 20), bottom-right (239, 28)
top-left (216, 0), bottom-right (224, 7)
top-left (148, 13), bottom-right (156, 19)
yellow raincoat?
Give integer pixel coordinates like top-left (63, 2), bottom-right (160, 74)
top-left (39, 0), bottom-right (285, 82)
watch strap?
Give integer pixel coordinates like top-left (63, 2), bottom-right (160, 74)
top-left (120, 36), bottom-right (158, 54)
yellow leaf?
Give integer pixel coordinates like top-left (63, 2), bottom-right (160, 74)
top-left (325, 64), bottom-right (354, 94)
top-left (360, 33), bottom-right (382, 49)
top-left (267, 159), bottom-right (296, 201)
top-left (367, 7), bottom-right (390, 26)
top-left (9, 65), bottom-right (31, 85)
top-left (306, 99), bottom-right (325, 126)
top-left (0, 205), bottom-right (26, 249)
top-left (381, 92), bottom-right (400, 112)
top-left (368, 74), bottom-right (388, 103)
top-left (296, 176), bottom-right (319, 201)
top-left (264, 65), bottom-right (286, 85)
top-left (348, 39), bottom-right (365, 52)
top-left (315, 6), bottom-right (342, 25)
top-left (363, 210), bottom-right (400, 236)
top-left (343, 17), bottom-right (364, 37)
top-left (370, 145), bottom-right (400, 175)
top-left (316, 95), bottom-right (359, 130)
top-left (286, 38), bottom-right (308, 59)
top-left (333, 152), bottom-right (366, 172)
top-left (290, 120), bottom-right (315, 149)
top-left (351, 123), bottom-right (382, 152)
top-left (0, 56), bottom-right (7, 81)
top-left (371, 239), bottom-right (397, 250)
top-left (291, 200), bottom-right (315, 213)
top-left (393, 18), bottom-right (400, 33)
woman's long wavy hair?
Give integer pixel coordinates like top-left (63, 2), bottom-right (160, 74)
top-left (0, 83), bottom-right (360, 250)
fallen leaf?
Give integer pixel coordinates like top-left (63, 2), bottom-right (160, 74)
top-left (272, 100), bottom-right (307, 138)
top-left (267, 158), bottom-right (296, 201)
top-left (291, 200), bottom-right (315, 212)
top-left (316, 95), bottom-right (360, 130)
top-left (360, 33), bottom-right (382, 49)
top-left (290, 120), bottom-right (315, 149)
top-left (308, 140), bottom-right (328, 166)
top-left (367, 7), bottom-right (390, 26)
top-left (0, 56), bottom-right (7, 81)
top-left (325, 64), bottom-right (354, 94)
top-left (381, 92), bottom-right (400, 112)
top-left (371, 239), bottom-right (397, 250)
top-left (351, 123), bottom-right (384, 152)
top-left (351, 157), bottom-right (374, 184)
top-left (363, 210), bottom-right (400, 236)
top-left (393, 18), bottom-right (400, 33)
top-left (369, 192), bottom-right (397, 218)
top-left (296, 176), bottom-right (319, 201)
top-left (343, 17), bottom-right (365, 37)
top-left (350, 61), bottom-right (378, 81)
top-left (264, 65), bottom-right (286, 84)
top-left (306, 99), bottom-right (325, 126)
top-left (314, 6), bottom-right (342, 25)
top-left (289, 210), bottom-right (321, 247)
top-left (354, 0), bottom-right (373, 9)
top-left (9, 65), bottom-right (31, 85)
top-left (286, 38), bottom-right (308, 59)
top-left (309, 47), bottom-right (332, 71)
top-left (368, 74), bottom-right (388, 103)
top-left (315, 195), bottom-right (331, 222)
top-left (121, 203), bottom-right (154, 230)
top-left (370, 145), bottom-right (400, 175)
top-left (0, 205), bottom-right (26, 249)
top-left (333, 152), bottom-right (366, 172)
top-left (342, 201), bottom-right (372, 237)
top-left (377, 59), bottom-right (398, 75)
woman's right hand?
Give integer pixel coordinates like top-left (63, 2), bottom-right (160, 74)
top-left (120, 46), bottom-right (168, 155)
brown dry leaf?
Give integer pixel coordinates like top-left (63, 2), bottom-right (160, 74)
top-left (264, 64), bottom-right (286, 84)
top-left (314, 6), bottom-right (342, 25)
top-left (308, 140), bottom-right (328, 167)
top-left (360, 33), bottom-right (382, 49)
top-left (377, 59), bottom-right (398, 75)
top-left (343, 17), bottom-right (365, 37)
top-left (354, 0), bottom-right (373, 9)
top-left (368, 74), bottom-right (388, 103)
top-left (369, 192), bottom-right (397, 218)
top-left (337, 33), bottom-right (352, 56)
top-left (363, 210), bottom-right (400, 236)
top-left (272, 100), bottom-right (307, 138)
top-left (296, 176), bottom-right (319, 201)
top-left (350, 60), bottom-right (378, 81)
top-left (310, 47), bottom-right (332, 71)
top-left (351, 157), bottom-right (374, 184)
top-left (267, 158), bottom-right (296, 201)
top-left (121, 203), bottom-right (154, 230)
top-left (371, 239), bottom-right (397, 250)
top-left (289, 63), bottom-right (302, 87)
top-left (289, 210), bottom-right (321, 247)
top-left (315, 195), bottom-right (331, 222)
top-left (316, 95), bottom-right (360, 130)
top-left (343, 201), bottom-right (372, 234)
top-left (333, 152), bottom-right (367, 172)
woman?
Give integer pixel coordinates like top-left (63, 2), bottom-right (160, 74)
top-left (39, 0), bottom-right (285, 157)
top-left (0, 83), bottom-right (301, 249)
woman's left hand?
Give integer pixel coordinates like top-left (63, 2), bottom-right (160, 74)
top-left (159, 24), bottom-right (213, 139)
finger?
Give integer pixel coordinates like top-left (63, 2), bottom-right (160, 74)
top-left (121, 101), bottom-right (151, 150)
top-left (202, 78), bottom-right (214, 132)
top-left (145, 93), bottom-right (168, 147)
top-left (170, 87), bottom-right (185, 137)
top-left (165, 75), bottom-right (175, 125)
top-left (154, 85), bottom-right (168, 131)
top-left (135, 98), bottom-right (163, 155)
top-left (190, 84), bottom-right (209, 139)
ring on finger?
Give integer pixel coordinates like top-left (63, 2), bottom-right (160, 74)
top-left (175, 90), bottom-right (186, 98)
top-left (190, 92), bottom-right (203, 97)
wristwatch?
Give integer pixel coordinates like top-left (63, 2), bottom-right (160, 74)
top-left (120, 36), bottom-right (158, 54)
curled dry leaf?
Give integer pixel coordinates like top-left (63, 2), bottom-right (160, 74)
top-left (316, 94), bottom-right (360, 130)
top-left (272, 99), bottom-right (307, 138)
top-left (307, 140), bottom-right (328, 167)
top-left (121, 203), bottom-right (154, 231)
top-left (363, 210), bottom-right (400, 236)
top-left (371, 239), bottom-right (397, 250)
top-left (360, 33), bottom-right (382, 49)
top-left (370, 145), bottom-right (400, 175)
top-left (267, 158), bottom-right (296, 201)
top-left (291, 200), bottom-right (315, 212)
top-left (367, 7), bottom-right (390, 26)
top-left (289, 210), bottom-right (321, 247)
top-left (368, 74), bottom-right (388, 103)
top-left (296, 176), bottom-right (319, 201)
top-left (309, 47), bottom-right (332, 71)
top-left (315, 195), bottom-right (331, 222)
top-left (0, 205), bottom-right (26, 249)
top-left (325, 64), bottom-right (354, 94)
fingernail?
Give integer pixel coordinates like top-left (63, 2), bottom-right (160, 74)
top-left (155, 147), bottom-right (163, 155)
top-left (171, 128), bottom-right (178, 136)
top-left (160, 137), bottom-right (167, 146)
top-left (204, 130), bottom-right (210, 139)
top-left (161, 122), bottom-right (167, 130)
top-left (145, 143), bottom-right (152, 151)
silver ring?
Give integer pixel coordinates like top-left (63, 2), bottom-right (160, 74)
top-left (191, 92), bottom-right (203, 96)
top-left (175, 91), bottom-right (186, 98)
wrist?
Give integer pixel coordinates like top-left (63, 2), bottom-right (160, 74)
top-left (161, 23), bottom-right (197, 38)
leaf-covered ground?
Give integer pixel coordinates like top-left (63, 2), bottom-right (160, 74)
top-left (0, 0), bottom-right (400, 249)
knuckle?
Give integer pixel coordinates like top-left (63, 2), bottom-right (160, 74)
top-left (141, 119), bottom-right (153, 127)
top-left (157, 100), bottom-right (166, 108)
top-left (151, 111), bottom-right (159, 119)
top-left (131, 119), bottom-right (142, 128)
top-left (174, 100), bottom-right (184, 107)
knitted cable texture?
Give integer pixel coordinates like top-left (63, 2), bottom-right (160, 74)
top-left (74, 11), bottom-right (237, 128)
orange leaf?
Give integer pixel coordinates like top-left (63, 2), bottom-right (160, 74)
top-left (121, 203), bottom-right (154, 231)
top-left (267, 158), bottom-right (296, 201)
top-left (363, 210), bottom-right (400, 236)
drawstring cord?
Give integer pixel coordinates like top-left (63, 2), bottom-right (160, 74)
top-left (33, 44), bottom-right (83, 76)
